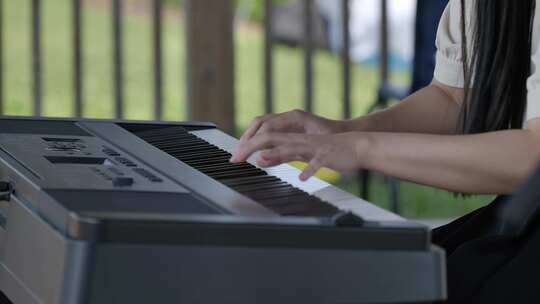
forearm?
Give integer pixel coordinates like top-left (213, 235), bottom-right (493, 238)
top-left (342, 83), bottom-right (462, 134)
top-left (362, 130), bottom-right (540, 194)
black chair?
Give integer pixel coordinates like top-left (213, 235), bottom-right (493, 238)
top-left (360, 0), bottom-right (449, 213)
top-left (430, 164), bottom-right (540, 302)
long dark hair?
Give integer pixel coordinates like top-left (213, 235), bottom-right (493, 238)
top-left (460, 0), bottom-right (536, 133)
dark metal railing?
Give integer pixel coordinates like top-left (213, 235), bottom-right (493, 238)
top-left (32, 0), bottom-right (42, 116)
top-left (112, 0), bottom-right (124, 118)
top-left (263, 0), bottom-right (274, 114)
top-left (264, 0), bottom-right (355, 120)
top-left (380, 0), bottom-right (390, 84)
top-left (73, 0), bottom-right (83, 117)
top-left (22, 0), bottom-right (168, 120)
top-left (302, 0), bottom-right (314, 113)
top-left (152, 0), bottom-right (163, 120)
top-left (0, 0), bottom-right (4, 115)
top-left (341, 0), bottom-right (352, 119)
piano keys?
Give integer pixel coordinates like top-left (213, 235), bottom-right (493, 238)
top-left (0, 117), bottom-right (446, 304)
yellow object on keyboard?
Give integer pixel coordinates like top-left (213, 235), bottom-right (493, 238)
top-left (289, 161), bottom-right (341, 183)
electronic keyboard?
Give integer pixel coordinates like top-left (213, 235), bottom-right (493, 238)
top-left (0, 117), bottom-right (446, 304)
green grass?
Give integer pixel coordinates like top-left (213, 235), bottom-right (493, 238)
top-left (3, 0), bottom-right (492, 219)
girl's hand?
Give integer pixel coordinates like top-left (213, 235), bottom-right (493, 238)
top-left (236, 110), bottom-right (345, 149)
top-left (230, 132), bottom-right (370, 181)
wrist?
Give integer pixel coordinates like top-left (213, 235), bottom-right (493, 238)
top-left (342, 117), bottom-right (376, 133)
top-left (331, 120), bottom-right (349, 133)
top-left (353, 132), bottom-right (376, 170)
top-left (330, 119), bottom-right (361, 133)
top-left (320, 118), bottom-right (347, 134)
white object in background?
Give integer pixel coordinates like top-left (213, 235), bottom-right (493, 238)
top-left (318, 0), bottom-right (417, 69)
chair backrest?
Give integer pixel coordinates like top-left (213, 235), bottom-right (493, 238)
top-left (410, 0), bottom-right (449, 93)
top-left (498, 164), bottom-right (540, 237)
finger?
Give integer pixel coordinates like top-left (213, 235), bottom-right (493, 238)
top-left (256, 157), bottom-right (282, 168)
top-left (238, 115), bottom-right (275, 144)
top-left (256, 111), bottom-right (301, 136)
top-left (234, 115), bottom-right (274, 160)
top-left (231, 133), bottom-right (287, 163)
top-left (299, 157), bottom-right (323, 181)
top-left (257, 144), bottom-right (311, 167)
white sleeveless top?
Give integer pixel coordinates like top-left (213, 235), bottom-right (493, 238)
top-left (434, 0), bottom-right (540, 122)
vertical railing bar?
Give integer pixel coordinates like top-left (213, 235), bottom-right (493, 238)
top-left (380, 0), bottom-right (389, 83)
top-left (341, 0), bottom-right (351, 119)
top-left (303, 0), bottom-right (314, 113)
top-left (73, 0), bottom-right (83, 117)
top-left (0, 0), bottom-right (3, 115)
top-left (152, 0), bottom-right (163, 120)
top-left (380, 0), bottom-right (399, 214)
top-left (263, 0), bottom-right (274, 114)
top-left (112, 0), bottom-right (124, 119)
top-left (185, 0), bottom-right (193, 120)
top-left (32, 0), bottom-right (42, 116)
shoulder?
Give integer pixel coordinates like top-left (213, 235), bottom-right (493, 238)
top-left (437, 0), bottom-right (475, 41)
top-left (434, 0), bottom-right (474, 88)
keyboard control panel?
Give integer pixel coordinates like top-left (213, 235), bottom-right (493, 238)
top-left (0, 134), bottom-right (188, 193)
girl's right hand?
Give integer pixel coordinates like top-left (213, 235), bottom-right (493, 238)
top-left (237, 109), bottom-right (345, 148)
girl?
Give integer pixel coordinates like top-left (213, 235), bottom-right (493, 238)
top-left (232, 0), bottom-right (540, 302)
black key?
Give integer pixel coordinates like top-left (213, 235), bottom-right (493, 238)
top-left (138, 129), bottom-right (191, 138)
top-left (174, 151), bottom-right (231, 161)
top-left (234, 182), bottom-right (291, 193)
top-left (195, 162), bottom-right (253, 170)
top-left (141, 135), bottom-right (195, 144)
top-left (154, 139), bottom-right (207, 149)
top-left (161, 145), bottom-right (217, 153)
top-left (210, 170), bottom-right (266, 180)
top-left (173, 149), bottom-right (229, 157)
top-left (199, 164), bottom-right (256, 174)
top-left (142, 132), bottom-right (196, 140)
top-left (136, 126), bottom-right (188, 136)
top-left (220, 176), bottom-right (281, 187)
top-left (158, 140), bottom-right (209, 147)
top-left (165, 147), bottom-right (222, 156)
top-left (209, 168), bottom-right (266, 178)
top-left (184, 157), bottom-right (235, 167)
top-left (151, 135), bottom-right (202, 143)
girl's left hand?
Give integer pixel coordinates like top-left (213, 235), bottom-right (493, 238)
top-left (230, 132), bottom-right (370, 181)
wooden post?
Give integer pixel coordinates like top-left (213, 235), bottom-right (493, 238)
top-left (185, 0), bottom-right (235, 135)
